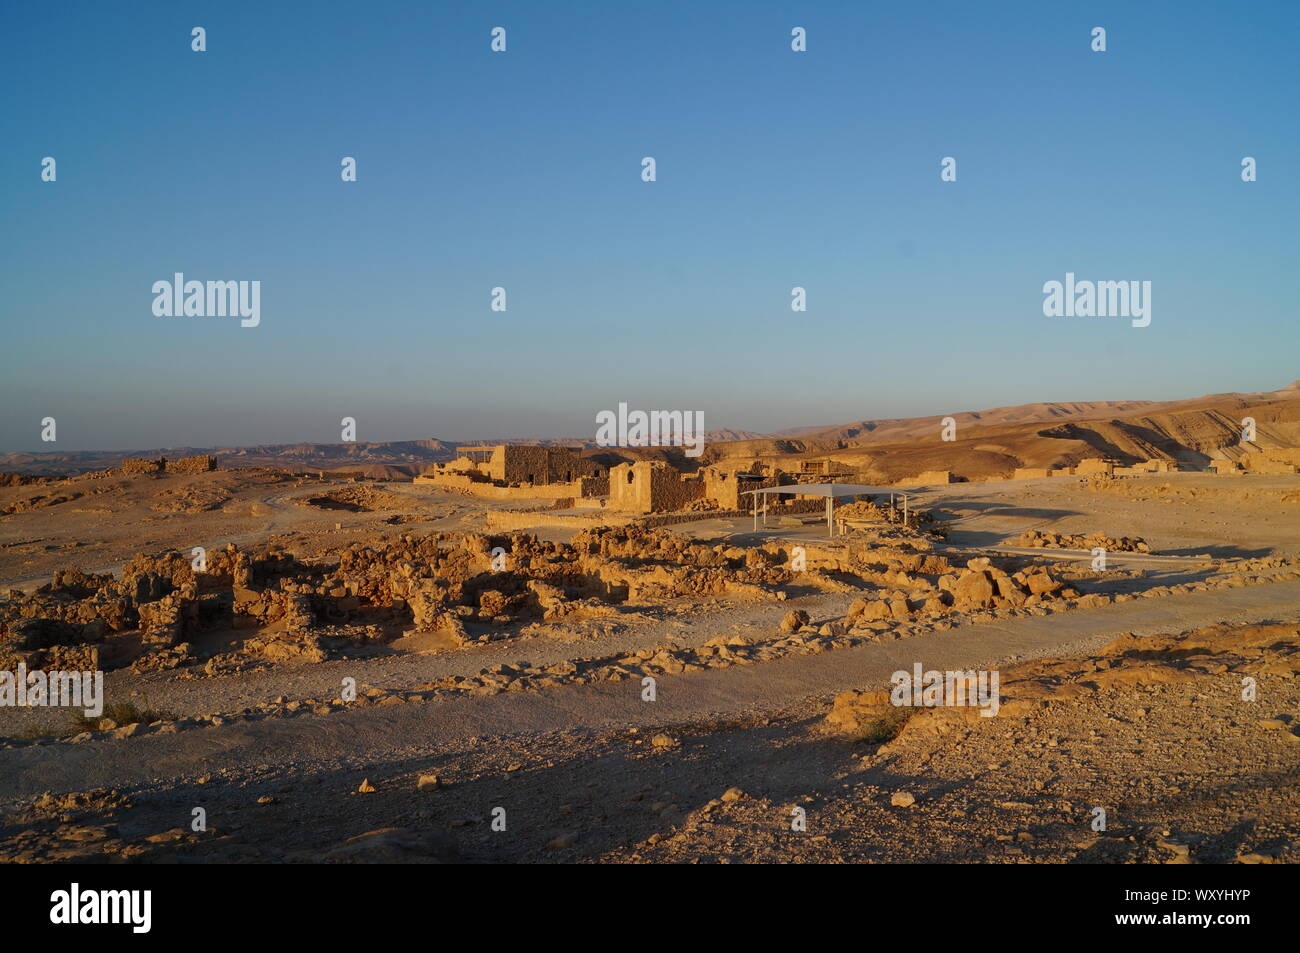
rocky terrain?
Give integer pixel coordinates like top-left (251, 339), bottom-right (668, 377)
top-left (1012, 529), bottom-right (1151, 553)
top-left (6, 381), bottom-right (1300, 484)
top-left (2, 441), bottom-right (1299, 864)
top-left (2, 616), bottom-right (1296, 864)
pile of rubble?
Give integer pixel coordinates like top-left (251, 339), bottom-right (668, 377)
top-left (0, 526), bottom-right (1115, 678)
top-left (839, 556), bottom-right (1072, 623)
top-left (297, 485), bottom-right (410, 513)
top-left (1, 489), bottom-right (85, 516)
top-left (0, 555), bottom-right (197, 671)
top-left (0, 473), bottom-right (48, 487)
top-left (1, 527), bottom-right (833, 674)
top-left (8, 523), bottom-right (1298, 684)
top-left (1013, 529), bottom-right (1150, 553)
top-left (834, 500), bottom-right (893, 521)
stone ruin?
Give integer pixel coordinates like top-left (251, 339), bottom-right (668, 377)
top-left (608, 461), bottom-right (851, 515)
top-left (119, 455), bottom-right (218, 476)
top-left (1, 525), bottom-right (1097, 678)
top-left (416, 444), bottom-right (609, 498)
top-left (1013, 528), bottom-right (1150, 553)
top-left (170, 454), bottom-right (219, 474)
top-left (119, 458), bottom-right (165, 475)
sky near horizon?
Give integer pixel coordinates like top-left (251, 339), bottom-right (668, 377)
top-left (2, 0), bottom-right (1298, 452)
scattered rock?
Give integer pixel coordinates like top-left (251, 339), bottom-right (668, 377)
top-left (780, 610), bottom-right (810, 632)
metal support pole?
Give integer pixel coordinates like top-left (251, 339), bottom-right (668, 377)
top-left (752, 494), bottom-right (757, 532)
top-left (826, 496), bottom-right (833, 538)
top-left (903, 493), bottom-right (909, 527)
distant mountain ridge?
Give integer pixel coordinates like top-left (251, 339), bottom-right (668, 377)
top-left (698, 381), bottom-right (1300, 482)
top-left (2, 381), bottom-right (1296, 476)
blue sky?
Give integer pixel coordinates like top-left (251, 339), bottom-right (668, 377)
top-left (2, 0), bottom-right (1297, 451)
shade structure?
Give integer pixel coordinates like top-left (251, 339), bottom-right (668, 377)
top-left (741, 483), bottom-right (895, 499)
top-left (741, 483), bottom-right (904, 538)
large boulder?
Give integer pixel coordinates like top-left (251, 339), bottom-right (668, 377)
top-left (780, 609), bottom-right (810, 632)
top-left (952, 570), bottom-right (995, 608)
top-left (1025, 570), bottom-right (1062, 597)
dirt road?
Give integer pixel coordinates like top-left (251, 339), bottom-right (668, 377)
top-left (4, 578), bottom-right (1297, 804)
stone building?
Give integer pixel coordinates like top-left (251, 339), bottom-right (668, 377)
top-left (609, 462), bottom-right (794, 514)
top-left (436, 445), bottom-right (605, 486)
top-left (609, 462), bottom-right (705, 513)
top-left (796, 459), bottom-right (855, 477)
top-left (702, 466), bottom-right (786, 509)
top-left (1074, 459), bottom-right (1117, 476)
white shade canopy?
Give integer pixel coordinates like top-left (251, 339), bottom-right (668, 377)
top-left (742, 483), bottom-right (896, 498)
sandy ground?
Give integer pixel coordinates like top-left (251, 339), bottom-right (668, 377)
top-left (0, 470), bottom-right (502, 588)
top-left (1, 469), bottom-right (1298, 862)
top-left (5, 470), bottom-right (1296, 589)
top-left (2, 608), bottom-right (1296, 863)
top-left (917, 473), bottom-right (1300, 558)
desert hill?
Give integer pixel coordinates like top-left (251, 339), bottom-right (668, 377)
top-left (700, 383), bottom-right (1300, 481)
top-left (3, 381), bottom-right (1297, 480)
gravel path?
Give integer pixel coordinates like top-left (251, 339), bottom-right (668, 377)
top-left (4, 578), bottom-right (1297, 805)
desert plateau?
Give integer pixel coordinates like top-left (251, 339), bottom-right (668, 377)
top-left (3, 382), bottom-right (1299, 867)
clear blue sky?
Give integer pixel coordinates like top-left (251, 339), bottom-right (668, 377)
top-left (2, 0), bottom-right (1297, 451)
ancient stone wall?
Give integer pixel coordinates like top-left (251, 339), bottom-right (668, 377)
top-left (170, 455), bottom-right (218, 474)
top-left (797, 459), bottom-right (855, 476)
top-left (1012, 467), bottom-right (1073, 479)
top-left (121, 457), bottom-right (165, 475)
top-left (1242, 450), bottom-right (1300, 474)
top-left (1074, 459), bottom-right (1115, 476)
top-left (609, 462), bottom-right (706, 513)
top-left (650, 464), bottom-right (705, 511)
top-left (120, 455), bottom-right (217, 476)
top-left (608, 462), bottom-right (647, 510)
top-left (703, 467), bottom-right (787, 509)
top-left (898, 470), bottom-right (954, 486)
top-left (484, 509), bottom-right (634, 531)
top-left (415, 471), bottom-right (599, 500)
top-left (634, 509), bottom-right (750, 528)
top-left (491, 446), bottom-right (605, 485)
top-left (577, 474), bottom-right (609, 498)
